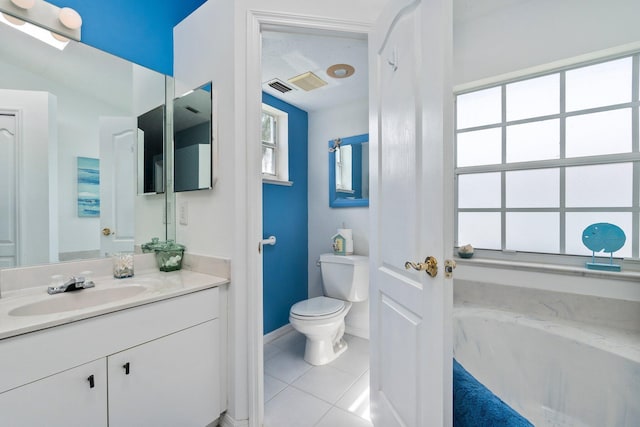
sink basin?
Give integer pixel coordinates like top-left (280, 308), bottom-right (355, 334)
top-left (9, 286), bottom-right (147, 316)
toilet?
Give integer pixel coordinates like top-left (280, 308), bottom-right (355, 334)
top-left (289, 253), bottom-right (369, 365)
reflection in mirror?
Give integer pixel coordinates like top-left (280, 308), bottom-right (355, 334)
top-left (174, 82), bottom-right (213, 192)
top-left (137, 105), bottom-right (165, 194)
top-left (328, 133), bottom-right (369, 208)
top-left (0, 18), bottom-right (168, 268)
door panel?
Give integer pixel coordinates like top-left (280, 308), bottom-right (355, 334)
top-left (0, 114), bottom-right (17, 268)
top-left (370, 0), bottom-right (453, 426)
top-left (99, 117), bottom-right (136, 256)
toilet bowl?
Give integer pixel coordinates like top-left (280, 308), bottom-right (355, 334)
top-left (289, 254), bottom-right (368, 366)
top-left (289, 296), bottom-right (353, 365)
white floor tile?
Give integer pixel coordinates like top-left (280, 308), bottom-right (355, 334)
top-left (264, 348), bottom-right (313, 384)
top-left (270, 329), bottom-right (306, 353)
top-left (264, 386), bottom-right (331, 427)
top-left (314, 407), bottom-right (373, 427)
top-left (344, 334), bottom-right (370, 355)
top-left (292, 365), bottom-right (359, 404)
top-left (264, 342), bottom-right (283, 362)
top-left (335, 371), bottom-right (371, 421)
top-left (328, 344), bottom-right (370, 377)
top-left (264, 374), bottom-right (287, 403)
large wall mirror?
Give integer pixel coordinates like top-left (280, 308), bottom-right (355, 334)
top-left (0, 17), bottom-right (171, 268)
top-left (328, 133), bottom-right (369, 208)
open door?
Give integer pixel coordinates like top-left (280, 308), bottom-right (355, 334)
top-left (369, 0), bottom-right (454, 426)
top-left (100, 117), bottom-right (136, 257)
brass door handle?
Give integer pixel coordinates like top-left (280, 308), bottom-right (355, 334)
top-left (102, 227), bottom-right (112, 236)
top-left (405, 256), bottom-right (438, 277)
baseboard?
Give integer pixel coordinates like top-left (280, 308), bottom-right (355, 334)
top-left (263, 323), bottom-right (293, 344)
top-left (219, 413), bottom-right (249, 427)
top-left (345, 324), bottom-right (369, 340)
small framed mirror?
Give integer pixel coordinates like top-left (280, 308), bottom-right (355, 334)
top-left (329, 133), bottom-right (369, 208)
top-left (174, 82), bottom-right (213, 192)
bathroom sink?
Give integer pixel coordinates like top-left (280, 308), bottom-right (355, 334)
top-left (9, 285), bottom-right (148, 317)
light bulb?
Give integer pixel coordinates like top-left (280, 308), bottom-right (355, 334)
top-left (10, 0), bottom-right (35, 10)
top-left (58, 7), bottom-right (82, 30)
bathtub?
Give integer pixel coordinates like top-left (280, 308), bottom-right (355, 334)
top-left (453, 306), bottom-right (640, 427)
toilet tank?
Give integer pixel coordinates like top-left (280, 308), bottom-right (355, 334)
top-left (319, 253), bottom-right (369, 302)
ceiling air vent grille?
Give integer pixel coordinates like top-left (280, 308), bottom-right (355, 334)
top-left (266, 79), bottom-right (293, 94)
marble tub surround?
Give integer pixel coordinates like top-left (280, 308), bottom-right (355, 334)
top-left (454, 280), bottom-right (640, 335)
top-left (0, 268), bottom-right (229, 340)
top-left (454, 307), bottom-right (640, 427)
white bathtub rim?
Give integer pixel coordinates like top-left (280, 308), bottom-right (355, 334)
top-left (453, 305), bottom-right (640, 364)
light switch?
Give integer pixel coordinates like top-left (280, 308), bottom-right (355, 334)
top-left (179, 201), bottom-right (188, 225)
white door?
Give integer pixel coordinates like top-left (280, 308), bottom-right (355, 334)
top-left (369, 0), bottom-right (454, 426)
top-left (0, 113), bottom-right (17, 268)
top-left (100, 117), bottom-right (136, 256)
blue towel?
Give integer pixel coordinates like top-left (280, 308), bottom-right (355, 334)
top-left (453, 359), bottom-right (534, 427)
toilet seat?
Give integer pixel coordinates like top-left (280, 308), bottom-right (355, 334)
top-left (290, 296), bottom-right (345, 318)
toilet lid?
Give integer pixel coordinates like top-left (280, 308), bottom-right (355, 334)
top-left (291, 296), bottom-right (344, 317)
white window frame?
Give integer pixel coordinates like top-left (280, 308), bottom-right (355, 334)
top-left (454, 52), bottom-right (640, 268)
top-left (261, 103), bottom-right (290, 185)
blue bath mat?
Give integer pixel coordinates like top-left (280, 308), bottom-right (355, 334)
top-left (453, 359), bottom-right (534, 427)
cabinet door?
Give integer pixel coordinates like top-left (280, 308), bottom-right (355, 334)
top-left (0, 358), bottom-right (107, 427)
top-left (108, 319), bottom-right (219, 427)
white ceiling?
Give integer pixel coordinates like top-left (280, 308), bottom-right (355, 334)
top-left (261, 29), bottom-right (368, 112)
top-left (260, 0), bottom-right (531, 112)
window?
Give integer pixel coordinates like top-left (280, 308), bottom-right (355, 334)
top-left (261, 104), bottom-right (289, 183)
top-left (261, 110), bottom-right (277, 176)
top-left (455, 54), bottom-right (639, 260)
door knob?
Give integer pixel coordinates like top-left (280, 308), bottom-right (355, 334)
top-left (102, 227), bottom-right (112, 236)
top-left (404, 256), bottom-right (438, 277)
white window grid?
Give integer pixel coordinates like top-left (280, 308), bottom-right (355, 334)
top-left (454, 52), bottom-right (640, 260)
top-left (261, 110), bottom-right (277, 176)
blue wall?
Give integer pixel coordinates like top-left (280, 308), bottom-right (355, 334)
top-left (262, 92), bottom-right (309, 335)
top-left (48, 0), bottom-right (206, 75)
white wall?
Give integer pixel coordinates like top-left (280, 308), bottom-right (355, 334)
top-left (308, 98), bottom-right (370, 337)
top-left (454, 0), bottom-right (640, 85)
top-left (0, 56), bottom-right (130, 258)
top-left (174, 1), bottom-right (385, 424)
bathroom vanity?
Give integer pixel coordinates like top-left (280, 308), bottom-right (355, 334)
top-left (0, 268), bottom-right (228, 427)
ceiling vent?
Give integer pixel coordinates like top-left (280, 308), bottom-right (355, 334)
top-left (288, 71), bottom-right (327, 91)
top-left (266, 78), bottom-right (293, 94)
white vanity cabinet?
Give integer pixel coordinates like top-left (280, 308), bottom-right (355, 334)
top-left (0, 358), bottom-right (108, 427)
top-left (0, 285), bottom-right (224, 427)
top-left (108, 320), bottom-right (219, 426)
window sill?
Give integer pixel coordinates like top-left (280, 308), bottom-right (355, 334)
top-left (262, 177), bottom-right (293, 187)
top-left (454, 257), bottom-right (640, 302)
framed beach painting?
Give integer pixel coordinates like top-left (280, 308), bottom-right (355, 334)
top-left (77, 156), bottom-right (100, 217)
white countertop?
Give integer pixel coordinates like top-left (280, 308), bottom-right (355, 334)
top-left (0, 269), bottom-right (229, 340)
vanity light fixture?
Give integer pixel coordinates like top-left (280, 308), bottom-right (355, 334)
top-left (0, 0), bottom-right (81, 49)
top-left (326, 64), bottom-right (355, 79)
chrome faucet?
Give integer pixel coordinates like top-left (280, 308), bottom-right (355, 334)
top-left (47, 276), bottom-right (95, 295)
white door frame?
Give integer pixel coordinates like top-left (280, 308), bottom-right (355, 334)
top-left (244, 11), bottom-right (372, 427)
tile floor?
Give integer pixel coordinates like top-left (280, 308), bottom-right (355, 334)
top-left (264, 329), bottom-right (372, 427)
